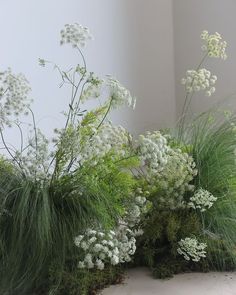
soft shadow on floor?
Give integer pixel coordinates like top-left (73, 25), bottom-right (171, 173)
top-left (101, 267), bottom-right (236, 295)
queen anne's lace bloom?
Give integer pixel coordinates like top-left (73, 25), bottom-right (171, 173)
top-left (80, 122), bottom-right (131, 166)
top-left (138, 131), bottom-right (170, 176)
top-left (188, 188), bottom-right (217, 212)
top-left (15, 128), bottom-right (51, 180)
top-left (156, 148), bottom-right (197, 209)
top-left (181, 69), bottom-right (217, 97)
top-left (177, 237), bottom-right (207, 262)
top-left (201, 30), bottom-right (227, 60)
top-left (80, 74), bottom-right (104, 103)
top-left (107, 76), bottom-right (136, 109)
top-left (0, 68), bottom-right (32, 126)
top-left (125, 190), bottom-right (147, 227)
top-left (60, 23), bottom-right (93, 48)
top-left (74, 226), bottom-right (140, 270)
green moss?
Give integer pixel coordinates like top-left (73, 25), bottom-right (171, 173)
top-left (48, 263), bottom-right (124, 295)
top-left (135, 209), bottom-right (202, 272)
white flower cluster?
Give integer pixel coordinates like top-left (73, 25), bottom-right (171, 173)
top-left (138, 131), bottom-right (170, 176)
top-left (74, 227), bottom-right (138, 270)
top-left (0, 68), bottom-right (32, 126)
top-left (15, 129), bottom-right (51, 180)
top-left (80, 122), bottom-right (131, 166)
top-left (201, 30), bottom-right (227, 60)
top-left (155, 149), bottom-right (197, 209)
top-left (126, 188), bottom-right (147, 227)
top-left (188, 188), bottom-right (217, 212)
top-left (60, 23), bottom-right (93, 48)
top-left (80, 74), bottom-right (104, 103)
top-left (177, 237), bottom-right (207, 262)
top-left (107, 76), bottom-right (136, 109)
top-left (181, 69), bottom-right (217, 97)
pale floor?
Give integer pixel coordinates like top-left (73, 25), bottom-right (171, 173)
top-left (102, 267), bottom-right (236, 295)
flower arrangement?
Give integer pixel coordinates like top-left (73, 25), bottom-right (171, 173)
top-left (0, 24), bottom-right (236, 295)
top-left (0, 23), bottom-right (139, 295)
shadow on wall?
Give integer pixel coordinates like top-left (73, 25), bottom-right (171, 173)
top-left (173, 0), bottom-right (236, 119)
top-left (111, 0), bottom-right (176, 135)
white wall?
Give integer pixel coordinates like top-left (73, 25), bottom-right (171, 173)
top-left (0, 0), bottom-right (176, 152)
top-left (173, 0), bottom-right (236, 119)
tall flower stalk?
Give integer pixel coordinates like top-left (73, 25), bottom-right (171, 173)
top-left (177, 31), bottom-right (227, 140)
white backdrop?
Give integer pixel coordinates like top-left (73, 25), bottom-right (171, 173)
top-left (1, 0), bottom-right (236, 149)
top-left (173, 0), bottom-right (236, 118)
top-left (0, 0), bottom-right (175, 149)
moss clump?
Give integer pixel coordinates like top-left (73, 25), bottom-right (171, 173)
top-left (47, 263), bottom-right (124, 295)
top-left (134, 209), bottom-right (202, 276)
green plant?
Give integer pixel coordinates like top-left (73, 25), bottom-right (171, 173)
top-left (0, 23), bottom-right (138, 294)
top-left (183, 112), bottom-right (236, 269)
top-left (48, 262), bottom-right (124, 295)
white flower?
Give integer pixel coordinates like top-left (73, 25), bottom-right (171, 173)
top-left (138, 131), bottom-right (170, 176)
top-left (181, 68), bottom-right (217, 96)
top-left (60, 23), bottom-right (93, 48)
top-left (80, 122), bottom-right (131, 166)
top-left (96, 259), bottom-right (105, 270)
top-left (88, 236), bottom-right (97, 244)
top-left (97, 232), bottom-right (105, 238)
top-left (135, 196), bottom-right (146, 205)
top-left (15, 128), bottom-right (51, 180)
top-left (99, 253), bottom-right (106, 260)
top-left (145, 146), bottom-right (197, 209)
top-left (107, 241), bottom-right (114, 247)
top-left (80, 74), bottom-right (104, 103)
top-left (84, 253), bottom-right (92, 261)
top-left (109, 230), bottom-right (116, 236)
top-left (80, 241), bottom-right (89, 251)
top-left (177, 237), bottom-right (207, 262)
top-left (78, 261), bottom-right (85, 269)
top-left (93, 243), bottom-right (103, 252)
top-left (74, 225), bottom-right (138, 270)
top-left (74, 235), bottom-right (84, 247)
top-left (110, 255), bottom-right (119, 265)
top-left (188, 188), bottom-right (217, 212)
top-left (87, 229), bottom-right (97, 235)
top-left (107, 76), bottom-right (136, 109)
top-left (201, 30), bottom-right (227, 59)
top-left (0, 68), bottom-right (32, 126)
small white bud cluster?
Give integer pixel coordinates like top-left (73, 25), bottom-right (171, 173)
top-left (60, 23), bottom-right (93, 48)
top-left (138, 131), bottom-right (170, 176)
top-left (38, 58), bottom-right (46, 67)
top-left (181, 69), bottom-right (217, 97)
top-left (0, 68), bottom-right (32, 126)
top-left (80, 122), bottom-right (131, 166)
top-left (188, 188), bottom-right (217, 212)
top-left (74, 226), bottom-right (138, 270)
top-left (177, 237), bottom-right (207, 262)
top-left (156, 148), bottom-right (197, 209)
top-left (201, 30), bottom-right (227, 60)
top-left (107, 76), bottom-right (136, 109)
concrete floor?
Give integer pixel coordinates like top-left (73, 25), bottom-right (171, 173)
top-left (102, 267), bottom-right (236, 295)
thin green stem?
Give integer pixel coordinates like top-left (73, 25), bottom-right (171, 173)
top-left (178, 53), bottom-right (208, 140)
top-left (96, 98), bottom-right (113, 130)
